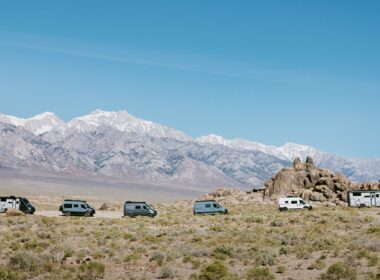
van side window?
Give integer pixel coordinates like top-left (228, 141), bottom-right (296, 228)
top-left (143, 205), bottom-right (147, 209)
top-left (135, 205), bottom-right (141, 209)
top-left (64, 204), bottom-right (72, 208)
top-left (73, 204), bottom-right (79, 208)
top-left (291, 201), bottom-right (297, 204)
top-left (81, 204), bottom-right (86, 209)
top-left (213, 204), bottom-right (219, 208)
top-left (284, 201), bottom-right (288, 204)
top-left (205, 204), bottom-right (211, 208)
top-left (352, 193), bottom-right (361, 196)
top-left (376, 194), bottom-right (379, 198)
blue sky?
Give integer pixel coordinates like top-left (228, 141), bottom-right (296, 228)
top-left (0, 1), bottom-right (379, 158)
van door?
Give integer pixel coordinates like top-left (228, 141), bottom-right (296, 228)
top-left (370, 193), bottom-right (376, 206)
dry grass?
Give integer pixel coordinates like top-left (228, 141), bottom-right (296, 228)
top-left (0, 202), bottom-right (379, 279)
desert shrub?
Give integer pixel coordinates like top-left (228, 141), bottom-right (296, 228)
top-left (246, 267), bottom-right (275, 280)
top-left (9, 251), bottom-right (41, 274)
top-left (5, 209), bottom-right (24, 217)
top-left (255, 251), bottom-right (276, 266)
top-left (276, 265), bottom-right (286, 273)
top-left (270, 220), bottom-right (285, 227)
top-left (320, 262), bottom-right (358, 280)
top-left (307, 259), bottom-right (326, 270)
top-left (213, 245), bottom-right (234, 259)
top-left (367, 226), bottom-right (380, 235)
top-left (150, 252), bottom-right (165, 266)
top-left (0, 266), bottom-right (19, 280)
top-left (158, 267), bottom-right (173, 279)
top-left (183, 256), bottom-right (201, 269)
top-left (78, 261), bottom-right (105, 280)
top-left (199, 261), bottom-right (235, 280)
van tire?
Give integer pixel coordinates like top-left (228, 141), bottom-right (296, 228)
top-left (280, 207), bottom-right (288, 212)
top-left (84, 212), bottom-right (90, 217)
top-left (65, 212), bottom-right (71, 217)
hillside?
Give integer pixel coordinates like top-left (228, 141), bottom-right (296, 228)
top-left (1, 110), bottom-right (380, 192)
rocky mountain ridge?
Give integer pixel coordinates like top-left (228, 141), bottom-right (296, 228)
top-left (0, 110), bottom-right (379, 189)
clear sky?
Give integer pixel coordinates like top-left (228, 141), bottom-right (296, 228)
top-left (0, 1), bottom-right (379, 158)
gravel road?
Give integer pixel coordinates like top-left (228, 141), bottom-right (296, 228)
top-left (35, 211), bottom-right (123, 219)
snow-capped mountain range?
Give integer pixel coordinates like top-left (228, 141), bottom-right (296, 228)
top-left (0, 110), bottom-right (379, 189)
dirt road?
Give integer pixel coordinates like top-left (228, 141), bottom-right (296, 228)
top-left (35, 210), bottom-right (123, 219)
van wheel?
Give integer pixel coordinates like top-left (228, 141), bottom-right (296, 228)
top-left (84, 212), bottom-right (90, 217)
top-left (148, 214), bottom-right (154, 218)
top-left (280, 207), bottom-right (288, 212)
top-left (65, 212), bottom-right (71, 217)
top-left (358, 204), bottom-right (366, 208)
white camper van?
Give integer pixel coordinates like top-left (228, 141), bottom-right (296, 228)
top-left (0, 196), bottom-right (36, 214)
top-left (279, 196), bottom-right (312, 211)
top-left (347, 190), bottom-right (380, 208)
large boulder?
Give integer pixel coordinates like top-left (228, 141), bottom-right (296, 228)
top-left (262, 157), bottom-right (378, 206)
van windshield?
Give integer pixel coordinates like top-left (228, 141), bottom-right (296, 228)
top-left (21, 198), bottom-right (32, 207)
top-left (145, 204), bottom-right (154, 210)
top-left (85, 204), bottom-right (91, 209)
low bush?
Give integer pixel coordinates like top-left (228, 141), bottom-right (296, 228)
top-left (158, 267), bottom-right (173, 279)
top-left (246, 267), bottom-right (275, 280)
top-left (320, 262), bottom-right (358, 280)
top-left (199, 261), bottom-right (236, 280)
top-left (78, 261), bottom-right (105, 280)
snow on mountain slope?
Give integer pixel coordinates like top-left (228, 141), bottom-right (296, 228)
top-left (1, 111), bottom-right (379, 186)
top-left (197, 134), bottom-right (289, 160)
top-left (0, 110), bottom-right (191, 141)
top-left (0, 112), bottom-right (65, 135)
top-left (68, 110), bottom-right (191, 140)
top-left (196, 135), bottom-right (326, 162)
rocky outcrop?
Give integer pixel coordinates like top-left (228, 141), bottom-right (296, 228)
top-left (264, 157), bottom-right (380, 206)
top-left (199, 188), bottom-right (268, 205)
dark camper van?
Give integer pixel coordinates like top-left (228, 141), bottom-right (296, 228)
top-left (123, 201), bottom-right (157, 218)
top-left (0, 196), bottom-right (35, 214)
top-left (193, 200), bottom-right (228, 215)
top-left (59, 199), bottom-right (96, 217)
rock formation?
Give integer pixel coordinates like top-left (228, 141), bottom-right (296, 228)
top-left (264, 157), bottom-right (380, 206)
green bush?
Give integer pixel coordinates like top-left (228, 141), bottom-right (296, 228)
top-left (9, 252), bottom-right (41, 274)
top-left (0, 266), bottom-right (19, 280)
top-left (150, 252), bottom-right (165, 266)
top-left (320, 262), bottom-right (358, 280)
top-left (255, 251), bottom-right (276, 266)
top-left (199, 261), bottom-right (236, 280)
top-left (78, 261), bottom-right (105, 280)
top-left (246, 267), bottom-right (275, 280)
top-left (158, 267), bottom-right (173, 279)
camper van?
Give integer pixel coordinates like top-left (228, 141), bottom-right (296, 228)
top-left (0, 196), bottom-right (35, 214)
top-left (279, 196), bottom-right (312, 211)
top-left (193, 200), bottom-right (228, 215)
top-left (347, 190), bottom-right (380, 208)
top-left (59, 199), bottom-right (96, 217)
top-left (123, 201), bottom-right (157, 217)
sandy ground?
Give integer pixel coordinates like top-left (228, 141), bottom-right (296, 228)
top-left (0, 167), bottom-right (212, 203)
top-left (34, 210), bottom-right (124, 219)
